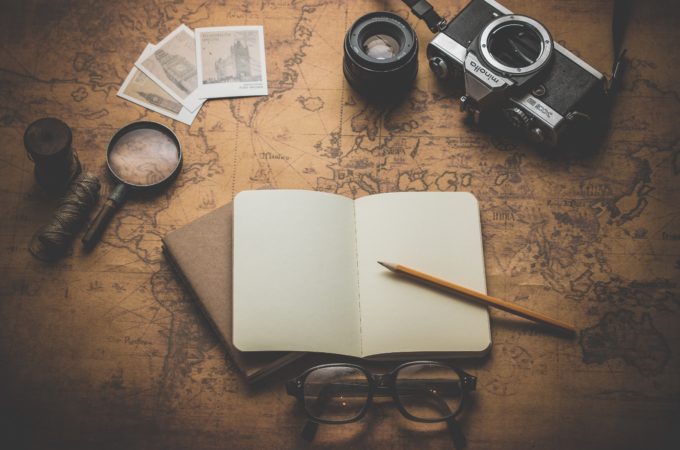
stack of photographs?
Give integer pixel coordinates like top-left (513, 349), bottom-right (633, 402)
top-left (118, 24), bottom-right (268, 125)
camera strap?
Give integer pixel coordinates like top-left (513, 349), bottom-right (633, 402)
top-left (401, 0), bottom-right (446, 32)
top-left (608, 0), bottom-right (631, 95)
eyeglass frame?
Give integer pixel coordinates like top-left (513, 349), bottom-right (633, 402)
top-left (285, 360), bottom-right (477, 425)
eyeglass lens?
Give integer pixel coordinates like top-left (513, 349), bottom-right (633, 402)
top-left (395, 363), bottom-right (462, 420)
top-left (303, 366), bottom-right (370, 422)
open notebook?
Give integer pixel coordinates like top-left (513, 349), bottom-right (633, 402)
top-left (233, 190), bottom-right (491, 358)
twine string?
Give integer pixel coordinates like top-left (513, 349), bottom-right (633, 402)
top-left (30, 172), bottom-right (101, 261)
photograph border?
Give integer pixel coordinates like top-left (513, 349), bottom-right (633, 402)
top-left (135, 24), bottom-right (204, 112)
top-left (119, 44), bottom-right (202, 126)
top-left (195, 25), bottom-right (268, 99)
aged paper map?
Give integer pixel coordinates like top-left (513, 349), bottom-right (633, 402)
top-left (1, 1), bottom-right (678, 449)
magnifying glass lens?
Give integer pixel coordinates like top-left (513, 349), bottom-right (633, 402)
top-left (108, 128), bottom-right (181, 186)
top-left (82, 122), bottom-right (182, 250)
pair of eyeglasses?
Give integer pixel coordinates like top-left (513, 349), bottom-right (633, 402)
top-left (285, 361), bottom-right (476, 448)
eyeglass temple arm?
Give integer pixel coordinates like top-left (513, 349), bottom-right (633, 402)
top-left (406, 391), bottom-right (466, 449)
top-left (391, 382), bottom-right (469, 449)
top-left (285, 380), bottom-right (321, 441)
top-left (395, 385), bottom-right (468, 448)
top-left (447, 417), bottom-right (467, 449)
top-left (301, 420), bottom-right (319, 441)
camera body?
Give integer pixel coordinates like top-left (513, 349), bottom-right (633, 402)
top-left (426, 0), bottom-right (607, 146)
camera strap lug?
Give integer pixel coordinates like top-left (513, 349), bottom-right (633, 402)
top-left (460, 96), bottom-right (482, 125)
top-left (459, 96), bottom-right (469, 112)
top-left (401, 0), bottom-right (447, 33)
top-left (565, 111), bottom-right (591, 122)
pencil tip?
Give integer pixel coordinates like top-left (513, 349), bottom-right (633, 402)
top-left (377, 261), bottom-right (396, 271)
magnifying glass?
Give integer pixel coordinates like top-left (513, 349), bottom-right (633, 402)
top-left (82, 121), bottom-right (182, 249)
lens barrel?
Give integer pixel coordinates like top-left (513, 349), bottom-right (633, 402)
top-left (343, 12), bottom-right (418, 98)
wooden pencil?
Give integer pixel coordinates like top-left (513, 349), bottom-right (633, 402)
top-left (378, 261), bottom-right (576, 335)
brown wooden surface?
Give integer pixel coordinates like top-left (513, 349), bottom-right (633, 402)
top-left (1, 1), bottom-right (679, 449)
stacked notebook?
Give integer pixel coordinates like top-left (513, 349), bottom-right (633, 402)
top-left (162, 203), bottom-right (302, 383)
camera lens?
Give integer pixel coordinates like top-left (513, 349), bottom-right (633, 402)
top-left (343, 12), bottom-right (418, 98)
top-left (479, 15), bottom-right (553, 76)
top-left (363, 34), bottom-right (400, 59)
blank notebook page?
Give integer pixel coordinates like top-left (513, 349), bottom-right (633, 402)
top-left (355, 191), bottom-right (491, 357)
top-left (232, 190), bottom-right (362, 355)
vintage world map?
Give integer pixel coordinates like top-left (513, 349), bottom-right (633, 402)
top-left (1, 0), bottom-right (678, 449)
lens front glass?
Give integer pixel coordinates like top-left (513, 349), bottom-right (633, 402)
top-left (395, 363), bottom-right (462, 420)
top-left (488, 22), bottom-right (542, 68)
top-left (362, 34), bottom-right (400, 60)
top-left (303, 366), bottom-right (369, 422)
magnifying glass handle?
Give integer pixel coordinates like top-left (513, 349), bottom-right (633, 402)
top-left (82, 184), bottom-right (127, 250)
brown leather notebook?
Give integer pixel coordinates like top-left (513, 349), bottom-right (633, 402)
top-left (162, 202), bottom-right (302, 383)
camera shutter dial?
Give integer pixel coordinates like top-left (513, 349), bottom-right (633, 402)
top-left (503, 107), bottom-right (531, 131)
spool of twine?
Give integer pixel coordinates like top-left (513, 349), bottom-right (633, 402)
top-left (24, 117), bottom-right (81, 192)
top-left (29, 172), bottom-right (101, 261)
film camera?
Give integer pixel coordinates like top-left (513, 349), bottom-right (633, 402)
top-left (344, 0), bottom-right (622, 148)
